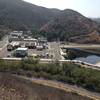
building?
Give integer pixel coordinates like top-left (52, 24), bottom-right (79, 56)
top-left (36, 45), bottom-right (43, 50)
top-left (15, 47), bottom-right (28, 57)
top-left (10, 31), bottom-right (23, 37)
top-left (38, 37), bottom-right (47, 45)
top-left (37, 37), bottom-right (48, 49)
top-left (23, 38), bottom-right (38, 42)
top-left (8, 31), bottom-right (23, 42)
top-left (23, 38), bottom-right (38, 49)
top-left (25, 42), bottom-right (37, 49)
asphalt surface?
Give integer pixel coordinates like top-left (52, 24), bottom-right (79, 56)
top-left (60, 44), bottom-right (100, 49)
top-left (0, 35), bottom-right (45, 58)
top-left (0, 36), bottom-right (8, 48)
top-left (49, 42), bottom-right (62, 60)
top-left (0, 36), bottom-right (9, 57)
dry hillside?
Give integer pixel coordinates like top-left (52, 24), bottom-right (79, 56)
top-left (0, 73), bottom-right (92, 100)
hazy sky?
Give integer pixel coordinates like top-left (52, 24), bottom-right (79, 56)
top-left (24, 0), bottom-right (100, 18)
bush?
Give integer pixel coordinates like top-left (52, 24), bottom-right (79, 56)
top-left (0, 59), bottom-right (100, 93)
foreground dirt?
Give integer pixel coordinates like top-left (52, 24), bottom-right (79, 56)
top-left (0, 73), bottom-right (92, 100)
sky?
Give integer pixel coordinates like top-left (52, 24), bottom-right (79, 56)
top-left (24, 0), bottom-right (100, 18)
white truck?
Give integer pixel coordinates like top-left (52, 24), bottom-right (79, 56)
top-left (7, 42), bottom-right (20, 51)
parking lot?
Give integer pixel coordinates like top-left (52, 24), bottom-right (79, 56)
top-left (0, 42), bottom-right (54, 60)
top-left (0, 33), bottom-right (62, 60)
top-left (0, 44), bottom-right (51, 59)
top-left (0, 42), bottom-right (62, 60)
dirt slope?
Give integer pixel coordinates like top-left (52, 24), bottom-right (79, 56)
top-left (0, 73), bottom-right (92, 100)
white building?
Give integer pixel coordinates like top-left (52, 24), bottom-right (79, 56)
top-left (22, 38), bottom-right (38, 48)
top-left (36, 45), bottom-right (43, 50)
top-left (8, 31), bottom-right (23, 42)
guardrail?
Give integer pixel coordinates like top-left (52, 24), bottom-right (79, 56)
top-left (2, 57), bottom-right (100, 70)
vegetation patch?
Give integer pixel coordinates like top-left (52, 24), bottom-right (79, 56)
top-left (0, 58), bottom-right (100, 93)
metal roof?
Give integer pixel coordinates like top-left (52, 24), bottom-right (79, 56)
top-left (24, 38), bottom-right (37, 41)
top-left (16, 47), bottom-right (28, 51)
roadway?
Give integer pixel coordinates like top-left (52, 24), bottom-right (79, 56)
top-left (60, 44), bottom-right (100, 49)
top-left (0, 36), bottom-right (9, 57)
top-left (49, 42), bottom-right (62, 60)
top-left (0, 36), bottom-right (8, 48)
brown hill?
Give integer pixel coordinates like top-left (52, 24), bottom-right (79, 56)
top-left (0, 0), bottom-right (100, 43)
top-left (92, 18), bottom-right (100, 23)
top-left (40, 9), bottom-right (100, 41)
top-left (70, 31), bottom-right (100, 44)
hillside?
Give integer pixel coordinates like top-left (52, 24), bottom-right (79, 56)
top-left (0, 73), bottom-right (92, 100)
top-left (40, 9), bottom-right (100, 42)
top-left (0, 0), bottom-right (60, 30)
top-left (0, 0), bottom-right (100, 43)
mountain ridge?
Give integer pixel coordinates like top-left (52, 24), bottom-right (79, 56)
top-left (0, 0), bottom-right (100, 43)
top-left (40, 9), bottom-right (100, 42)
top-left (0, 0), bottom-right (61, 30)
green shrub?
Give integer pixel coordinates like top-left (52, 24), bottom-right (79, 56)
top-left (0, 59), bottom-right (100, 93)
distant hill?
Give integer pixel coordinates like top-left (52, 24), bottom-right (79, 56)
top-left (0, 0), bottom-right (60, 30)
top-left (40, 9), bottom-right (100, 42)
top-left (92, 18), bottom-right (100, 23)
top-left (0, 0), bottom-right (100, 43)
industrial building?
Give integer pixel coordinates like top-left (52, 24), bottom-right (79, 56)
top-left (10, 31), bottom-right (23, 37)
top-left (38, 37), bottom-right (47, 45)
top-left (25, 42), bottom-right (37, 49)
top-left (36, 45), bottom-right (44, 50)
top-left (22, 38), bottom-right (38, 49)
top-left (23, 38), bottom-right (37, 42)
top-left (8, 31), bottom-right (23, 42)
top-left (37, 37), bottom-right (48, 49)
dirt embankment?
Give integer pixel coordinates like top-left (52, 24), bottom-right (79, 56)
top-left (0, 73), bottom-right (92, 100)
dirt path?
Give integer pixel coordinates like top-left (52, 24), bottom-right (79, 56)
top-left (0, 73), bottom-right (92, 100)
top-left (19, 76), bottom-right (100, 100)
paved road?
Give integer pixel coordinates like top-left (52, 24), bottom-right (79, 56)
top-left (60, 44), bottom-right (100, 49)
top-left (0, 36), bottom-right (9, 57)
top-left (19, 76), bottom-right (100, 100)
top-left (0, 36), bottom-right (8, 48)
top-left (49, 42), bottom-right (62, 60)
